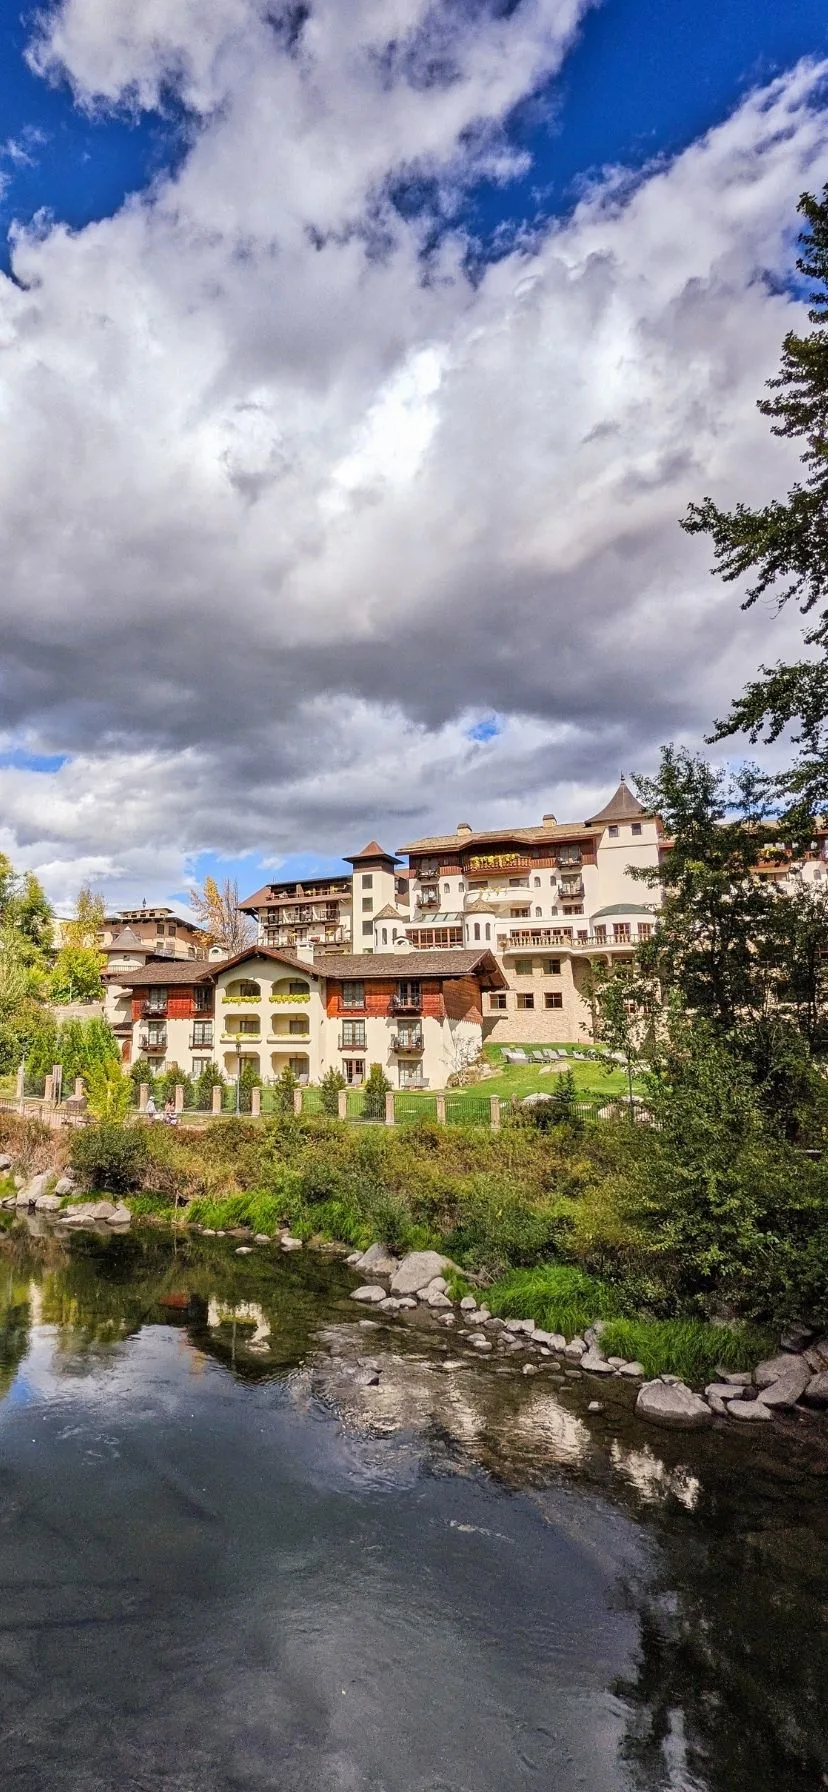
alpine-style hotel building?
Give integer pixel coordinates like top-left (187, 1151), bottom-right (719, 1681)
top-left (104, 779), bottom-right (828, 1089)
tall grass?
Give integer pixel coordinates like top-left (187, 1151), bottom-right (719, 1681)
top-left (599, 1317), bottom-right (774, 1385)
top-left (487, 1264), bottom-right (622, 1337)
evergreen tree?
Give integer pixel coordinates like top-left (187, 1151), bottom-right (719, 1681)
top-left (682, 184), bottom-right (828, 828)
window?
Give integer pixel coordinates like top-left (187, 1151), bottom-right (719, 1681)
top-left (515, 958), bottom-right (533, 976)
top-left (192, 1021), bottom-right (213, 1046)
top-left (289, 980), bottom-right (309, 995)
top-left (145, 989), bottom-right (167, 1013)
top-left (474, 922), bottom-right (480, 941)
top-left (381, 927), bottom-right (388, 945)
top-left (533, 877), bottom-right (541, 887)
top-left (485, 923), bottom-right (491, 941)
top-left (288, 1017), bottom-right (307, 1036)
top-left (191, 1057), bottom-right (212, 1077)
top-left (289, 1057), bottom-right (308, 1078)
top-left (392, 928), bottom-right (398, 943)
top-left (637, 923), bottom-right (652, 940)
top-left (343, 1059), bottom-right (365, 1085)
top-left (395, 980), bottom-right (421, 1009)
top-left (631, 822), bottom-right (642, 836)
top-left (516, 993), bottom-right (535, 1011)
top-left (238, 980), bottom-right (261, 998)
top-left (362, 873), bottom-right (373, 888)
top-left (608, 825), bottom-right (619, 838)
top-left (238, 1016), bottom-right (259, 1035)
top-left (544, 959), bottom-right (561, 976)
top-left (509, 878), bottom-right (522, 887)
top-left (490, 992), bottom-right (507, 1010)
top-left (362, 921), bottom-right (374, 936)
top-left (193, 986), bottom-right (212, 1012)
top-left (545, 992), bottom-right (563, 1010)
top-left (443, 882), bottom-right (450, 895)
top-left (342, 981), bottom-right (365, 1009)
top-left (341, 1019), bottom-right (366, 1047)
top-left (362, 897), bottom-right (373, 912)
top-left (535, 907), bottom-right (542, 918)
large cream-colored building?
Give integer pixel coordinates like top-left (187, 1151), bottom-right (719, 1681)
top-left (239, 843), bottom-right (409, 955)
top-left (105, 947), bottom-right (506, 1090)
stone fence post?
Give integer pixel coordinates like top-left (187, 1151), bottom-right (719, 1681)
top-left (385, 1091), bottom-right (395, 1126)
top-left (293, 1088), bottom-right (303, 1116)
top-left (43, 1074), bottom-right (53, 1106)
top-left (490, 1095), bottom-right (501, 1132)
top-left (74, 1076), bottom-right (85, 1099)
top-left (139, 1082), bottom-right (149, 1113)
top-left (435, 1094), bottom-right (446, 1125)
top-left (337, 1089), bottom-right (347, 1120)
top-left (251, 1087), bottom-right (261, 1118)
top-left (211, 1085), bottom-right (222, 1115)
top-left (175, 1084), bottom-right (184, 1114)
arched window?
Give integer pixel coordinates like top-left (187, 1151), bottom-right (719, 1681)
top-left (535, 907), bottom-right (542, 918)
top-left (443, 882), bottom-right (450, 895)
top-left (474, 922), bottom-right (480, 941)
top-left (382, 927), bottom-right (388, 945)
top-left (239, 979), bottom-right (261, 998)
top-left (485, 923), bottom-right (490, 941)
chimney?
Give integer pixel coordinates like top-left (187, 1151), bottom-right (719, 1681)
top-left (456, 821), bottom-right (473, 835)
top-left (542, 813), bottom-right (557, 826)
top-left (294, 941), bottom-right (315, 965)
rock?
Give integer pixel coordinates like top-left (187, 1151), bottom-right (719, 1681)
top-left (390, 1251), bottom-right (452, 1296)
top-left (358, 1318), bottom-right (380, 1329)
top-left (427, 1291), bottom-right (453, 1310)
top-left (522, 1363), bottom-right (539, 1376)
top-left (780, 1323), bottom-right (814, 1353)
top-left (34, 1194), bottom-right (62, 1213)
top-left (581, 1352), bottom-right (614, 1375)
top-left (353, 1368), bottom-right (380, 1387)
top-left (728, 1398), bottom-right (773, 1422)
top-left (504, 1318), bottom-right (536, 1335)
top-left (459, 1295), bottom-right (478, 1312)
top-left (442, 1360), bottom-right (465, 1371)
top-left (397, 1297), bottom-right (418, 1310)
top-left (587, 1400), bottom-right (604, 1414)
top-left (754, 1360), bottom-right (811, 1408)
top-left (346, 1252), bottom-right (362, 1266)
top-left (803, 1371), bottom-right (828, 1407)
top-left (16, 1172), bottom-right (52, 1208)
top-left (635, 1380), bottom-right (714, 1431)
top-left (707, 1392), bottom-right (729, 1417)
top-left (281, 1236), bottom-right (303, 1252)
top-left (705, 1382), bottom-right (746, 1402)
top-left (476, 1307), bottom-right (491, 1323)
top-left (753, 1352), bottom-right (802, 1390)
top-left (235, 1246), bottom-right (253, 1255)
top-left (425, 1275), bottom-right (448, 1295)
top-left (254, 1234), bottom-right (271, 1244)
top-left (717, 1370), bottom-right (752, 1385)
top-left (804, 1340), bottom-right (828, 1372)
top-left (606, 1356), bottom-right (627, 1369)
top-left (202, 1228), bottom-right (216, 1236)
top-left (108, 1204), bottom-right (131, 1226)
top-left (0, 1153), bottom-right (11, 1171)
top-left (350, 1285), bottom-right (387, 1304)
top-left (564, 1337), bottom-right (586, 1361)
top-left (90, 1200), bottom-right (116, 1221)
top-left (466, 1334), bottom-right (493, 1352)
top-left (54, 1176), bottom-right (75, 1196)
top-left (354, 1243), bottom-right (399, 1277)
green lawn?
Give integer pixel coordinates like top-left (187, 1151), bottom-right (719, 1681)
top-left (479, 1042), bottom-right (644, 1104)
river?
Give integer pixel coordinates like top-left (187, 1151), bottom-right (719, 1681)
top-left (1, 1224), bottom-right (826, 1792)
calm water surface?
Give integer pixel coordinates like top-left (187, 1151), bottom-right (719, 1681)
top-left (1, 1225), bottom-right (826, 1792)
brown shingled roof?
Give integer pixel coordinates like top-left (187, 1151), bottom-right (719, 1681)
top-left (398, 821), bottom-right (598, 853)
top-left (315, 949), bottom-right (507, 988)
top-left (103, 959), bottom-right (223, 988)
top-left (345, 841), bottom-right (399, 865)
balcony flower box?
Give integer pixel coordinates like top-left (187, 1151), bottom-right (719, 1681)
top-left (222, 994), bottom-right (261, 1004)
top-left (220, 1032), bottom-right (261, 1043)
top-left (270, 991), bottom-right (310, 1003)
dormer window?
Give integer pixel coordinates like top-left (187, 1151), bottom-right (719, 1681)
top-left (608, 825), bottom-right (619, 838)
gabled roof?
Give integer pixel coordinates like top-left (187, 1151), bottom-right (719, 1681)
top-left (106, 927), bottom-right (145, 950)
top-left (345, 841), bottom-right (399, 865)
top-left (373, 904), bottom-right (404, 920)
top-left (213, 946), bottom-right (318, 978)
top-left (314, 949), bottom-right (507, 988)
top-left (103, 959), bottom-right (221, 987)
top-left (585, 778), bottom-right (647, 827)
top-left (398, 821), bottom-right (598, 853)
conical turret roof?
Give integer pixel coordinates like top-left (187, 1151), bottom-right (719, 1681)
top-left (586, 778), bottom-right (646, 827)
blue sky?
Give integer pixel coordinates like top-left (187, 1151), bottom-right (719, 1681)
top-left (1, 0), bottom-right (827, 910)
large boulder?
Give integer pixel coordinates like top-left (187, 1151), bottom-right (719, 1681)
top-left (353, 1244), bottom-right (399, 1277)
top-left (753, 1352), bottom-right (803, 1390)
top-left (635, 1379), bottom-right (714, 1431)
top-left (16, 1171), bottom-right (52, 1208)
top-left (108, 1205), bottom-right (132, 1227)
top-left (754, 1359), bottom-right (811, 1408)
top-left (90, 1200), bottom-right (117, 1222)
top-left (803, 1371), bottom-right (828, 1407)
top-left (390, 1251), bottom-right (452, 1296)
top-left (727, 1397), bottom-right (773, 1422)
top-left (349, 1285), bottom-right (387, 1305)
top-left (580, 1351), bottom-right (615, 1376)
top-left (54, 1175), bottom-right (75, 1197)
top-left (34, 1194), bottom-right (62, 1213)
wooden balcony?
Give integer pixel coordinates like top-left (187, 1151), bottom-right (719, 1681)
top-left (391, 1031), bottom-right (424, 1053)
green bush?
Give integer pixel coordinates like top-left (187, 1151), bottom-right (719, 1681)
top-left (70, 1121), bottom-right (151, 1192)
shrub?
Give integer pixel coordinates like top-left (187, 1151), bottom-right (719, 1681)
top-left (362, 1063), bottom-right (390, 1121)
top-left (319, 1066), bottom-right (345, 1116)
top-left (70, 1121), bottom-right (150, 1192)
